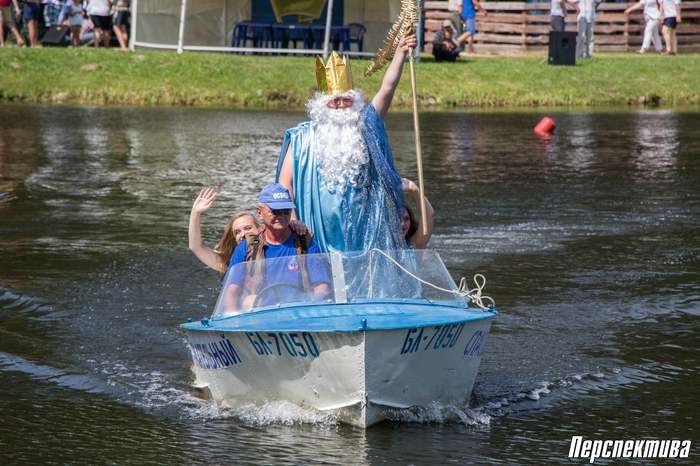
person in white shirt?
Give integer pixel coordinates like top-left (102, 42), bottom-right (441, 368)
top-left (624, 0), bottom-right (662, 54)
top-left (86, 0), bottom-right (113, 47)
top-left (551, 0), bottom-right (579, 31)
top-left (660, 0), bottom-right (681, 55)
top-left (572, 0), bottom-right (602, 59)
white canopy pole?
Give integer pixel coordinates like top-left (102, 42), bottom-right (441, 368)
top-left (322, 0), bottom-right (334, 59)
top-left (222, 0), bottom-right (227, 47)
top-left (177, 0), bottom-right (187, 54)
top-left (129, 0), bottom-right (138, 51)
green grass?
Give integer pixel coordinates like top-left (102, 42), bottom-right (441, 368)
top-left (1, 47), bottom-right (699, 108)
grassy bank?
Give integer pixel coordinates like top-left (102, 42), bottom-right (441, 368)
top-left (2, 48), bottom-right (699, 108)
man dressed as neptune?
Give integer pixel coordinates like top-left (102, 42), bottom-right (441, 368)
top-left (277, 32), bottom-right (418, 254)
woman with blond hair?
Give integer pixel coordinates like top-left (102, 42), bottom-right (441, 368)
top-left (189, 188), bottom-right (260, 273)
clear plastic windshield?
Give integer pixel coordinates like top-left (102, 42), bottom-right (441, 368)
top-left (212, 249), bottom-right (465, 319)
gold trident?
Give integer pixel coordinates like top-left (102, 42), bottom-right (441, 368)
top-left (366, 0), bottom-right (427, 236)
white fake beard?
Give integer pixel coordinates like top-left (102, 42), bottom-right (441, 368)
top-left (307, 90), bottom-right (369, 194)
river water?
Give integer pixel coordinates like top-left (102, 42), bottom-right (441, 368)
top-left (1, 104), bottom-right (698, 465)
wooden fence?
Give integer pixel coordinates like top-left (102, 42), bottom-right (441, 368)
top-left (423, 1), bottom-right (700, 54)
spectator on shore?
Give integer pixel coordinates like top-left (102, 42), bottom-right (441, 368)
top-left (79, 17), bottom-right (95, 45)
top-left (42, 0), bottom-right (65, 28)
top-left (432, 19), bottom-right (461, 62)
top-left (624, 0), bottom-right (662, 54)
top-left (65, 0), bottom-right (83, 47)
top-left (0, 0), bottom-right (25, 46)
top-left (457, 0), bottom-right (487, 54)
top-left (447, 0), bottom-right (462, 35)
top-left (550, 0), bottom-right (578, 31)
top-left (572, 0), bottom-right (601, 59)
top-left (660, 0), bottom-right (681, 55)
top-left (22, 0), bottom-right (40, 46)
top-left (112, 0), bottom-right (129, 50)
top-left (87, 0), bottom-right (113, 47)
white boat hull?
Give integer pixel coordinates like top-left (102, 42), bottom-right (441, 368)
top-left (185, 317), bottom-right (493, 427)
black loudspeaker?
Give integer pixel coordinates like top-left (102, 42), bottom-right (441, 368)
top-left (548, 31), bottom-right (576, 66)
top-left (41, 25), bottom-right (71, 46)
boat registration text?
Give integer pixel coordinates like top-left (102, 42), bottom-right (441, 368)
top-left (246, 331), bottom-right (320, 358)
top-left (400, 323), bottom-right (489, 357)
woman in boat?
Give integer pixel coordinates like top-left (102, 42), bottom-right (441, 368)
top-left (189, 188), bottom-right (261, 273)
top-left (401, 178), bottom-right (434, 250)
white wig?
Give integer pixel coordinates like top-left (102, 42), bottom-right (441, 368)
top-left (306, 89), bottom-right (369, 194)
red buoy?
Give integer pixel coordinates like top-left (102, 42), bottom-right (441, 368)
top-left (534, 117), bottom-right (556, 134)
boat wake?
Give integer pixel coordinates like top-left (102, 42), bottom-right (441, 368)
top-left (467, 360), bottom-right (683, 424)
top-left (176, 398), bottom-right (339, 426)
top-left (384, 402), bottom-right (492, 426)
top-left (178, 398), bottom-right (493, 428)
top-left (230, 401), bottom-right (340, 427)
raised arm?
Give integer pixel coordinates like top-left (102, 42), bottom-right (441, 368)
top-left (189, 188), bottom-right (223, 271)
top-left (372, 31), bottom-right (418, 121)
top-left (568, 0), bottom-right (580, 14)
top-left (402, 178), bottom-right (434, 250)
top-left (278, 146), bottom-right (298, 220)
top-left (624, 2), bottom-right (643, 15)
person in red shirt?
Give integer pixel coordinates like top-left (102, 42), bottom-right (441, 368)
top-left (0, 0), bottom-right (24, 47)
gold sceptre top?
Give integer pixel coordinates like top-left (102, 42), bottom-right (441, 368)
top-left (365, 0), bottom-right (422, 76)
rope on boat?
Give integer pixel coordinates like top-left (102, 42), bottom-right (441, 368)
top-left (369, 249), bottom-right (496, 311)
top-left (456, 274), bottom-right (495, 311)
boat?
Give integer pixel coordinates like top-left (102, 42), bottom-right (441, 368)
top-left (181, 248), bottom-right (497, 428)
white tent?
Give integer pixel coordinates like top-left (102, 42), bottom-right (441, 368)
top-left (130, 0), bottom-right (421, 58)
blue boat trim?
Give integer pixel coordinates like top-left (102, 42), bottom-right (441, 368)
top-left (181, 299), bottom-right (498, 333)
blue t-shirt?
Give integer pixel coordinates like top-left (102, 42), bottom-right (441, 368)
top-left (461, 0), bottom-right (476, 19)
top-left (225, 233), bottom-right (328, 306)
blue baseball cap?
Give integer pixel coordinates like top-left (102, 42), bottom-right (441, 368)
top-left (258, 183), bottom-right (296, 209)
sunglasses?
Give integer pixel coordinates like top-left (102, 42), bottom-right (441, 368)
top-left (267, 207), bottom-right (292, 215)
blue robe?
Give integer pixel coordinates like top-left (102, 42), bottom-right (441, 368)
top-left (276, 102), bottom-right (407, 254)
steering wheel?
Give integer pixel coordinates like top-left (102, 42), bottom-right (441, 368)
top-left (252, 282), bottom-right (308, 308)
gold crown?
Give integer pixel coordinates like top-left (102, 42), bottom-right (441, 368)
top-left (315, 52), bottom-right (354, 94)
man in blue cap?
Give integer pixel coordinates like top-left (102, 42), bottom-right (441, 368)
top-left (221, 183), bottom-right (329, 315)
